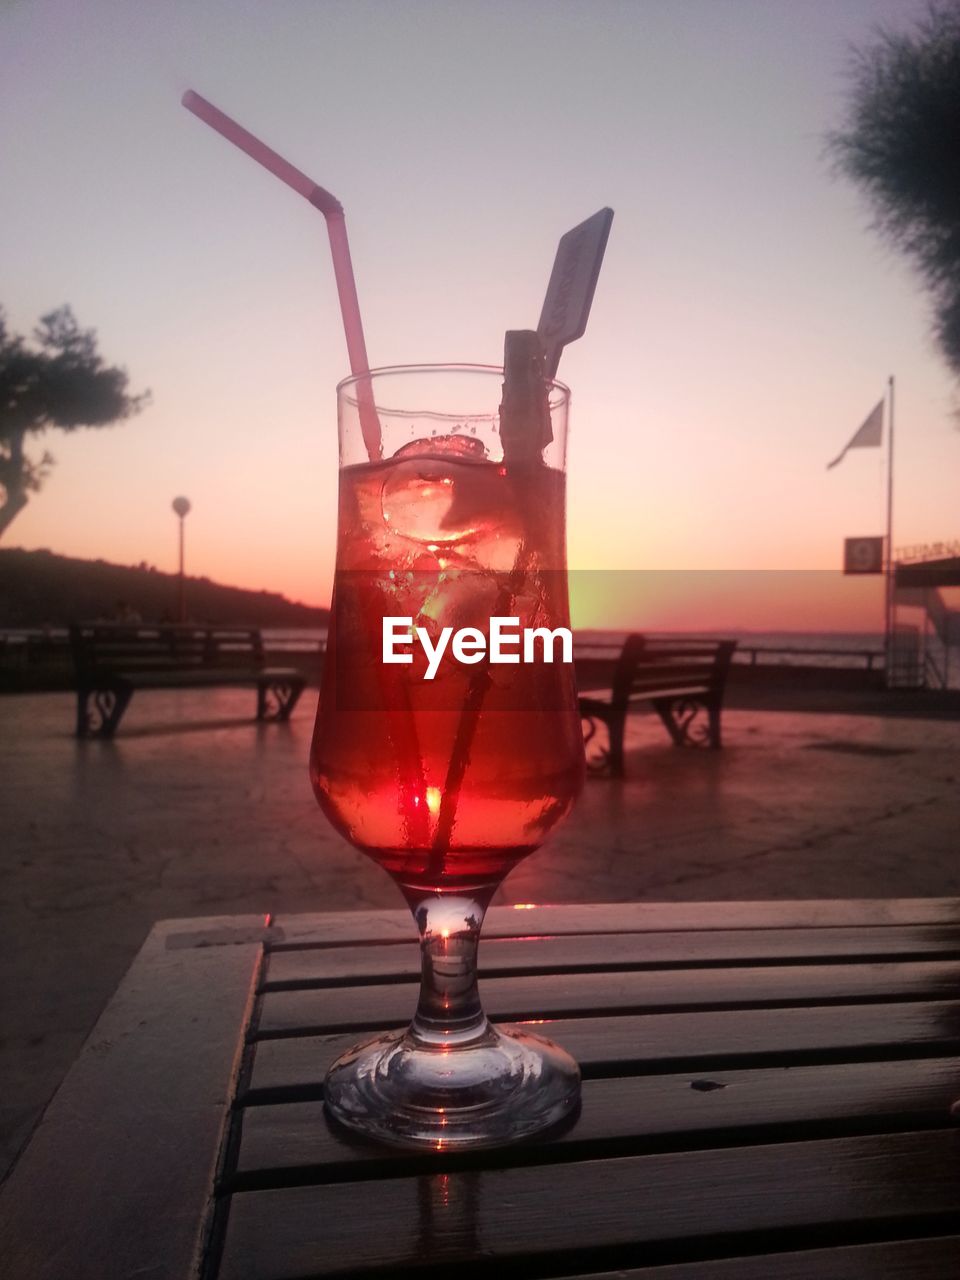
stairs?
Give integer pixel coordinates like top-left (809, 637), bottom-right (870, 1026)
top-left (890, 586), bottom-right (960, 688)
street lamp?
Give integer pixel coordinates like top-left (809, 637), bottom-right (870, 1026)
top-left (172, 496), bottom-right (191, 623)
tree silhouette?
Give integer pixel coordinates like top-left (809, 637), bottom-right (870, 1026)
top-left (829, 3), bottom-right (960, 376)
top-left (0, 306), bottom-right (149, 538)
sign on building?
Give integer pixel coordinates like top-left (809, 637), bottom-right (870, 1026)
top-left (843, 536), bottom-right (884, 575)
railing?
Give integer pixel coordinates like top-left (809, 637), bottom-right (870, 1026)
top-left (924, 651), bottom-right (946, 689)
top-left (575, 640), bottom-right (884, 673)
top-left (734, 645), bottom-right (884, 672)
top-left (922, 638), bottom-right (950, 690)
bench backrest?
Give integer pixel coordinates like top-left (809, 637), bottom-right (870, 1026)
top-left (611, 634), bottom-right (738, 708)
top-left (70, 624), bottom-right (266, 676)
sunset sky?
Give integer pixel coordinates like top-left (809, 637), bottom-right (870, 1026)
top-left (2, 0), bottom-right (958, 632)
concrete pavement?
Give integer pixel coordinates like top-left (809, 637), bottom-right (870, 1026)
top-left (2, 687), bottom-right (959, 1174)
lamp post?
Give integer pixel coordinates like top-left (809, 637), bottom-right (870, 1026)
top-left (172, 496), bottom-right (191, 623)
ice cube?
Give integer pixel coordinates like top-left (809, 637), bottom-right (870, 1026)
top-left (381, 435), bottom-right (499, 546)
top-left (416, 569), bottom-right (502, 638)
top-left (391, 435), bottom-right (488, 463)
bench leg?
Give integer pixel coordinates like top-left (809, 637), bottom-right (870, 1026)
top-left (257, 679), bottom-right (305, 722)
top-left (76, 688), bottom-right (89, 738)
top-left (607, 710), bottom-right (627, 777)
top-left (652, 696), bottom-right (713, 748)
top-left (707, 695), bottom-right (723, 748)
top-left (580, 706), bottom-right (626, 777)
top-left (652, 697), bottom-right (687, 747)
top-left (76, 686), bottom-right (132, 739)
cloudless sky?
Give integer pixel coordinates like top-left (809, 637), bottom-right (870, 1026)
top-left (2, 0), bottom-right (957, 629)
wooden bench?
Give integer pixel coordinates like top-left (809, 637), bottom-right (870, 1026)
top-left (2, 900), bottom-right (960, 1279)
top-left (69, 622), bottom-right (307, 738)
top-left (578, 634), bottom-right (737, 775)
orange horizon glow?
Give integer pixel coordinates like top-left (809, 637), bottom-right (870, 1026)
top-left (6, 540), bottom-right (893, 635)
top-left (4, 0), bottom-right (959, 636)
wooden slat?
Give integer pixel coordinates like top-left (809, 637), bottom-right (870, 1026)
top-left (84, 668), bottom-right (301, 690)
top-left (71, 623), bottom-right (279, 687)
top-left (269, 900), bottom-right (960, 949)
top-left (217, 1130), bottom-right (960, 1279)
top-left (0, 917), bottom-right (264, 1280)
top-left (124, 669), bottom-right (266, 688)
top-left (233, 1057), bottom-right (960, 1183)
top-left (567, 1236), bottom-right (960, 1279)
top-left (254, 960), bottom-right (960, 1037)
top-left (630, 663), bottom-right (716, 679)
top-left (628, 680), bottom-right (713, 696)
top-left (640, 648), bottom-right (727, 659)
top-left (263, 925), bottom-right (960, 988)
top-left (243, 1000), bottom-right (960, 1100)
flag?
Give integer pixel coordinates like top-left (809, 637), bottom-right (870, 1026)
top-left (826, 399), bottom-right (884, 470)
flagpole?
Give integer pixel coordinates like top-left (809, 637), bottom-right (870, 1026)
top-left (884, 374), bottom-right (895, 684)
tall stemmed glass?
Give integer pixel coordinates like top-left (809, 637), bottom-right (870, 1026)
top-left (310, 363), bottom-right (585, 1149)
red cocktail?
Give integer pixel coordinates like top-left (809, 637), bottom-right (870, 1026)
top-left (311, 362), bottom-right (584, 1148)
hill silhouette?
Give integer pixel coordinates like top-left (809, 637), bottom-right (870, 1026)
top-left (0, 548), bottom-right (329, 628)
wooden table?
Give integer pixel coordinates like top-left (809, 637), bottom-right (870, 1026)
top-left (3, 900), bottom-right (960, 1279)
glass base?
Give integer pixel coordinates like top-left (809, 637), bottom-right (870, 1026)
top-left (324, 1022), bottom-right (581, 1150)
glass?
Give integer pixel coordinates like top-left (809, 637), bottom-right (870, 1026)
top-left (310, 364), bottom-right (585, 1148)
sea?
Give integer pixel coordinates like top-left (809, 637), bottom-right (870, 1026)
top-left (5, 624), bottom-right (955, 685)
top-left (263, 627), bottom-right (887, 671)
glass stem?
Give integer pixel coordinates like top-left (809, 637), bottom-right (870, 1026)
top-left (401, 887), bottom-right (497, 1049)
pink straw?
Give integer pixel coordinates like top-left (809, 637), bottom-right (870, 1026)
top-left (182, 90), bottom-right (381, 460)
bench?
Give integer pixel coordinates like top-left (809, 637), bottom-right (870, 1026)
top-left (578, 634), bottom-right (737, 775)
top-left (69, 622), bottom-right (307, 738)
